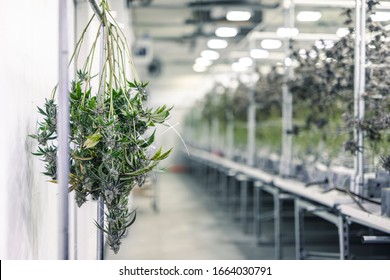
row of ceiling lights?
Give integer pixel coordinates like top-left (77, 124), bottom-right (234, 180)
top-left (193, 9), bottom-right (390, 73)
top-left (193, 9), bottom-right (249, 72)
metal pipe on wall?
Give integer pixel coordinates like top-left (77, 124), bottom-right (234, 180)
top-left (72, 0), bottom-right (79, 260)
top-left (97, 22), bottom-right (106, 262)
top-left (247, 93), bottom-right (256, 167)
top-left (279, 0), bottom-right (294, 177)
top-left (246, 39), bottom-right (257, 167)
top-left (58, 0), bottom-right (70, 260)
top-left (353, 0), bottom-right (366, 198)
top-left (226, 100), bottom-right (234, 160)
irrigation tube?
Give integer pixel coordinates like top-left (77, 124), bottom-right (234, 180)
top-left (353, 0), bottom-right (366, 198)
top-left (58, 0), bottom-right (70, 260)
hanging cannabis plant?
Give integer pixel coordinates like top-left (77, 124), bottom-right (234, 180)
top-left (326, 1), bottom-right (390, 167)
top-left (255, 66), bottom-right (283, 118)
top-left (288, 0), bottom-right (390, 165)
top-left (327, 1), bottom-right (390, 158)
top-left (30, 0), bottom-right (171, 253)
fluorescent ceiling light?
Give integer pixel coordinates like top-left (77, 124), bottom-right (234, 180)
top-left (239, 57), bottom-right (253, 67)
top-left (261, 39), bottom-right (282, 50)
top-left (371, 12), bottom-right (390, 22)
top-left (276, 27), bottom-right (299, 38)
top-left (250, 49), bottom-right (269, 59)
top-left (195, 57), bottom-right (213, 67)
top-left (193, 64), bottom-right (207, 73)
top-left (336, 27), bottom-right (349, 37)
top-left (226, 11), bottom-right (251, 21)
top-left (201, 50), bottom-right (220, 60)
top-left (207, 39), bottom-right (228, 49)
top-left (232, 62), bottom-right (247, 72)
top-left (215, 27), bottom-right (238, 38)
top-left (297, 11), bottom-right (322, 22)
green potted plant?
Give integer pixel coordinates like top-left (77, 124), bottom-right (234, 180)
top-left (30, 0), bottom-right (172, 253)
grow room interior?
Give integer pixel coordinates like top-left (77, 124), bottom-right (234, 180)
top-left (2, 0), bottom-right (390, 260)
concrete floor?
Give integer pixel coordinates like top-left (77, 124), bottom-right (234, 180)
top-left (106, 172), bottom-right (283, 260)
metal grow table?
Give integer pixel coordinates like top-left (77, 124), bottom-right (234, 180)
top-left (188, 146), bottom-right (390, 259)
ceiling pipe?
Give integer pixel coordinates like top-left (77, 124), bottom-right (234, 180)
top-left (127, 0), bottom-right (280, 10)
top-left (133, 22), bottom-right (257, 27)
top-left (249, 31), bottom-right (339, 41)
top-left (293, 0), bottom-right (390, 9)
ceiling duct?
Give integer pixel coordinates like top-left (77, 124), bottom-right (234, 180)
top-left (127, 0), bottom-right (153, 7)
top-left (186, 10), bottom-right (262, 25)
top-left (127, 0), bottom-right (280, 10)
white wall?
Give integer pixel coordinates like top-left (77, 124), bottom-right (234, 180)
top-left (0, 0), bottom-right (60, 259)
top-left (0, 0), bottom-right (136, 260)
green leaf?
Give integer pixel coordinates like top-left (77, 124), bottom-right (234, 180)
top-left (37, 107), bottom-right (47, 116)
top-left (94, 220), bottom-right (109, 234)
top-left (156, 105), bottom-right (166, 114)
top-left (83, 133), bottom-right (102, 148)
top-left (150, 147), bottom-right (162, 161)
top-left (157, 148), bottom-right (172, 161)
top-left (123, 161), bottom-right (159, 177)
top-left (123, 211), bottom-right (137, 229)
top-left (140, 130), bottom-right (155, 148)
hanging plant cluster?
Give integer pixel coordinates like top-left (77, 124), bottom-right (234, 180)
top-left (200, 82), bottom-right (249, 123)
top-left (332, 1), bottom-right (390, 157)
top-left (289, 0), bottom-right (390, 164)
top-left (253, 67), bottom-right (284, 153)
top-left (30, 0), bottom-right (172, 253)
top-left (201, 84), bottom-right (229, 124)
top-left (289, 27), bottom-right (352, 138)
top-left (255, 65), bottom-right (283, 120)
top-left (231, 81), bottom-right (251, 121)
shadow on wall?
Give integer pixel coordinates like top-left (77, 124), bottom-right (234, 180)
top-left (6, 119), bottom-right (60, 259)
top-left (7, 122), bottom-right (35, 259)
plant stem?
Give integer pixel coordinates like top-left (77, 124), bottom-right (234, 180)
top-left (83, 22), bottom-right (103, 105)
top-left (69, 15), bottom-right (95, 69)
top-left (106, 10), bottom-right (140, 83)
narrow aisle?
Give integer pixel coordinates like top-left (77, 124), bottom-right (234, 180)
top-left (106, 172), bottom-right (271, 260)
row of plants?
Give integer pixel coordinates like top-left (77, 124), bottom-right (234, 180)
top-left (188, 0), bottom-right (390, 183)
top-left (31, 0), bottom-right (171, 253)
top-left (188, 68), bottom-right (283, 156)
top-left (290, 0), bottom-right (390, 171)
